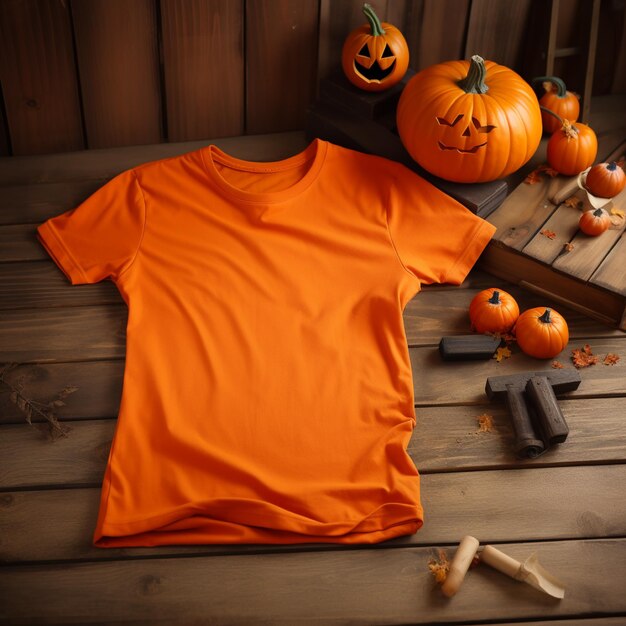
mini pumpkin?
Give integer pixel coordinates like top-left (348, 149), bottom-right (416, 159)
top-left (469, 288), bottom-right (520, 334)
top-left (341, 3), bottom-right (409, 92)
top-left (534, 76), bottom-right (580, 134)
top-left (545, 114), bottom-right (598, 176)
top-left (584, 162), bottom-right (626, 198)
top-left (396, 55), bottom-right (542, 183)
top-left (514, 307), bottom-right (569, 359)
top-left (579, 207), bottom-right (611, 236)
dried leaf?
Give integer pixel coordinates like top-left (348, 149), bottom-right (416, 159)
top-left (540, 229), bottom-right (557, 240)
top-left (603, 353), bottom-right (620, 366)
top-left (564, 196), bottom-right (583, 209)
top-left (48, 399), bottom-right (66, 408)
top-left (476, 413), bottom-right (494, 433)
top-left (58, 385), bottom-right (79, 398)
top-left (524, 169), bottom-right (543, 185)
top-left (611, 208), bottom-right (625, 218)
top-left (572, 344), bottom-right (599, 368)
top-left (428, 549), bottom-right (450, 584)
top-left (543, 167), bottom-right (560, 178)
top-left (551, 360), bottom-right (564, 369)
top-left (493, 346), bottom-right (512, 362)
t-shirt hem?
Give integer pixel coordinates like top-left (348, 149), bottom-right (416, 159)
top-left (36, 220), bottom-right (89, 285)
top-left (92, 503), bottom-right (424, 548)
top-left (445, 219), bottom-right (496, 285)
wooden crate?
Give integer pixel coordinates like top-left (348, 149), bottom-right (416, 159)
top-left (481, 134), bottom-right (626, 330)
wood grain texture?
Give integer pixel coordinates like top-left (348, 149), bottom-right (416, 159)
top-left (551, 193), bottom-right (626, 281)
top-left (408, 0), bottom-right (469, 71)
top-left (246, 0), bottom-right (319, 133)
top-left (0, 360), bottom-right (124, 425)
top-left (591, 233), bottom-right (626, 296)
top-left (70, 0), bottom-right (162, 149)
top-left (0, 0), bottom-right (84, 155)
top-left (0, 131), bottom-right (308, 185)
top-left (3, 396), bottom-right (626, 489)
top-left (0, 180), bottom-right (104, 225)
top-left (1, 539), bottom-right (625, 623)
top-left (464, 0), bottom-right (533, 68)
top-left (160, 0), bottom-right (244, 141)
top-left (2, 466), bottom-right (626, 563)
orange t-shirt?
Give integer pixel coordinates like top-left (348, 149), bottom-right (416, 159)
top-left (37, 138), bottom-right (496, 547)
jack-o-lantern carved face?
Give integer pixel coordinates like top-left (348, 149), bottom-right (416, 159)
top-left (396, 55), bottom-right (543, 183)
top-left (436, 114), bottom-right (497, 153)
top-left (341, 4), bottom-right (409, 92)
top-left (354, 41), bottom-right (396, 82)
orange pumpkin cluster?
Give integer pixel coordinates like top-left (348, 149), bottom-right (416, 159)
top-left (469, 288), bottom-right (569, 360)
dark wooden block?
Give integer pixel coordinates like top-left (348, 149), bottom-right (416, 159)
top-left (438, 334), bottom-right (502, 361)
top-left (319, 69), bottom-right (416, 121)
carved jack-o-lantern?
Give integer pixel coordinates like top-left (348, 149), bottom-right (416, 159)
top-left (396, 55), bottom-right (543, 183)
top-left (341, 4), bottom-right (409, 92)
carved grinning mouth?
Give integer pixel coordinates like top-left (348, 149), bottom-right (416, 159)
top-left (354, 59), bottom-right (396, 82)
top-left (438, 141), bottom-right (488, 153)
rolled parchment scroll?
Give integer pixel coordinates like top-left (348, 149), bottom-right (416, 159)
top-left (441, 535), bottom-right (480, 597)
top-left (481, 545), bottom-right (565, 599)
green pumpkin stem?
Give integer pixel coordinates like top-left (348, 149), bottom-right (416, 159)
top-left (533, 75), bottom-right (568, 98)
top-left (488, 290), bottom-right (501, 305)
top-left (362, 3), bottom-right (385, 36)
top-left (457, 55), bottom-right (489, 94)
top-left (538, 308), bottom-right (552, 324)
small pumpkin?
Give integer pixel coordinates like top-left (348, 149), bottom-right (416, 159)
top-left (469, 288), bottom-right (520, 334)
top-left (544, 112), bottom-right (598, 176)
top-left (578, 207), bottom-right (611, 236)
top-left (584, 162), bottom-right (626, 198)
top-left (514, 307), bottom-right (569, 359)
top-left (396, 55), bottom-right (542, 183)
top-left (341, 3), bottom-right (409, 92)
top-left (534, 76), bottom-right (580, 134)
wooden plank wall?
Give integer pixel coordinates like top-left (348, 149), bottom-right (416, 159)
top-left (0, 0), bottom-right (624, 157)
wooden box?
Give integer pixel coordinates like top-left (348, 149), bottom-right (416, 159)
top-left (481, 135), bottom-right (626, 330)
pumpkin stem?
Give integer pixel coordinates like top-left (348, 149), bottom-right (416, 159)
top-left (362, 3), bottom-right (385, 36)
top-left (593, 208), bottom-right (605, 217)
top-left (488, 290), bottom-right (501, 305)
top-left (607, 161), bottom-right (618, 171)
top-left (539, 106), bottom-right (579, 137)
top-left (533, 75), bottom-right (568, 98)
top-left (457, 55), bottom-right (489, 94)
top-left (538, 308), bottom-right (552, 324)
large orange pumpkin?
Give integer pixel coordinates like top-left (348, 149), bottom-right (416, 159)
top-left (341, 3), bottom-right (409, 92)
top-left (396, 55), bottom-right (542, 183)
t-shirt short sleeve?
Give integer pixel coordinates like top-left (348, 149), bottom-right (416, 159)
top-left (385, 164), bottom-right (497, 286)
top-left (36, 169), bottom-right (146, 285)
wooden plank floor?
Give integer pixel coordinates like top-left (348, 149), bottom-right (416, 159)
top-left (1, 131), bottom-right (625, 625)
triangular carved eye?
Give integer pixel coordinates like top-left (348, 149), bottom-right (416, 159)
top-left (381, 44), bottom-right (394, 58)
top-left (358, 43), bottom-right (370, 57)
top-left (436, 114), bottom-right (463, 127)
top-left (472, 117), bottom-right (496, 133)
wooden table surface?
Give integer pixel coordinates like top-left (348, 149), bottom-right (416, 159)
top-left (1, 131), bottom-right (625, 625)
